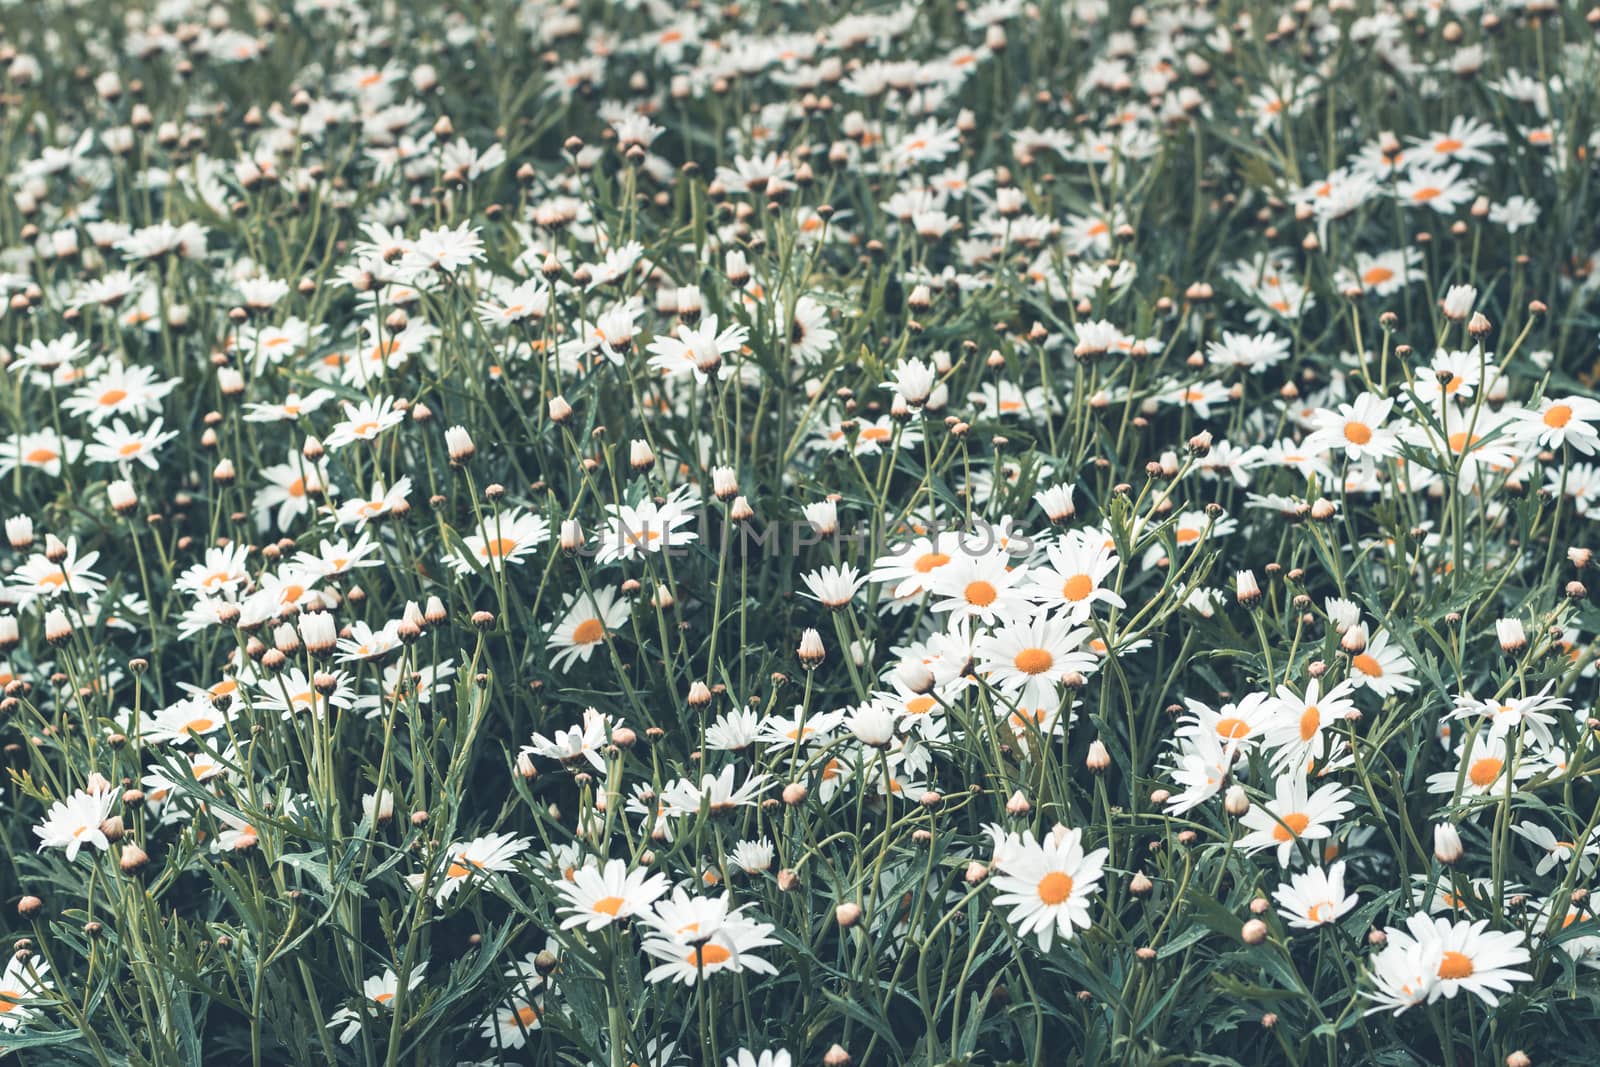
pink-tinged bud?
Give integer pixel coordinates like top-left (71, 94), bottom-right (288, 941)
top-left (1241, 919), bottom-right (1268, 944)
top-left (45, 608), bottom-right (72, 645)
top-left (797, 628), bottom-right (825, 668)
top-left (835, 902), bottom-right (862, 927)
top-left (1235, 569), bottom-right (1261, 607)
top-left (1433, 823), bottom-right (1463, 864)
top-left (1006, 789), bottom-right (1030, 816)
top-left (445, 425), bottom-right (475, 465)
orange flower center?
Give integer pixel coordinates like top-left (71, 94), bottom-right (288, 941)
top-left (913, 552), bottom-right (951, 573)
top-left (1272, 812), bottom-right (1311, 841)
top-left (592, 896), bottom-right (625, 916)
top-left (1299, 706), bottom-right (1321, 742)
top-left (1216, 717), bottom-right (1251, 740)
top-left (572, 618), bottom-right (605, 645)
top-left (964, 580), bottom-right (997, 607)
top-left (1343, 422), bottom-right (1373, 445)
top-left (1545, 403), bottom-right (1574, 428)
top-left (687, 943), bottom-right (732, 967)
top-left (1036, 871), bottom-right (1075, 905)
top-left (1013, 647), bottom-right (1054, 675)
top-left (1468, 757), bottom-right (1503, 788)
top-left (1351, 653), bottom-right (1382, 677)
top-left (1437, 951), bottom-right (1474, 980)
top-left (1062, 574), bottom-right (1094, 601)
top-left (483, 537), bottom-right (518, 558)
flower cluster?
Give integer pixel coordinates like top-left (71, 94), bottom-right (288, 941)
top-left (2, 1), bottom-right (1600, 1065)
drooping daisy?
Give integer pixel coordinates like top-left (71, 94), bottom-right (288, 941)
top-left (175, 544), bottom-right (254, 598)
top-left (988, 825), bottom-right (1108, 951)
top-left (659, 766), bottom-right (771, 818)
top-left (1448, 683), bottom-right (1566, 748)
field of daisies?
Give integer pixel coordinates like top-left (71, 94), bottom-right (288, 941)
top-left (10, 0), bottom-right (1600, 1064)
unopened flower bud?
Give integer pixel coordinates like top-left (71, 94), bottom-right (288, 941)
top-left (1434, 823), bottom-right (1463, 865)
top-left (1224, 785), bottom-right (1250, 816)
